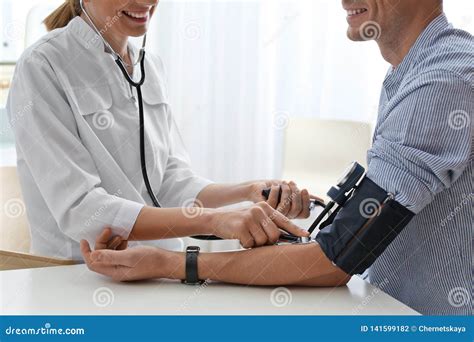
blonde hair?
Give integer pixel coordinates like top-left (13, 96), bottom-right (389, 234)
top-left (43, 0), bottom-right (82, 31)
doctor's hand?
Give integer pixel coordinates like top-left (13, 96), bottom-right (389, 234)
top-left (247, 180), bottom-right (319, 219)
top-left (210, 202), bottom-right (309, 248)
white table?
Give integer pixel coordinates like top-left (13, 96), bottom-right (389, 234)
top-left (0, 264), bottom-right (418, 315)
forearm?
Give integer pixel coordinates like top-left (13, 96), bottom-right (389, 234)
top-left (167, 243), bottom-right (350, 286)
top-left (128, 206), bottom-right (214, 241)
top-left (196, 183), bottom-right (253, 208)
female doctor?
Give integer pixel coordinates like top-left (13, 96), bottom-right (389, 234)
top-left (7, 0), bottom-right (314, 260)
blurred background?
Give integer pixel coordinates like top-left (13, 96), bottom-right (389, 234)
top-left (0, 0), bottom-right (472, 254)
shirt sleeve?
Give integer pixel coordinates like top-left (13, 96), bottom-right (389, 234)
top-left (367, 71), bottom-right (472, 214)
top-left (7, 51), bottom-right (144, 245)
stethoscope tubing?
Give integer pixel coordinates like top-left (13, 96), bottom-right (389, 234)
top-left (115, 53), bottom-right (162, 208)
top-left (80, 1), bottom-right (332, 242)
top-left (80, 0), bottom-right (161, 208)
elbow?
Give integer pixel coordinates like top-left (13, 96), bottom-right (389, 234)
top-left (335, 273), bottom-right (351, 286)
top-left (299, 268), bottom-right (352, 287)
top-left (313, 272), bottom-right (351, 287)
top-left (323, 264), bottom-right (352, 287)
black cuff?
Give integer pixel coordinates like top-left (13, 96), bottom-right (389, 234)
top-left (315, 177), bottom-right (414, 275)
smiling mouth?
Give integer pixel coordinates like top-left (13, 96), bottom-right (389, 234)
top-left (121, 10), bottom-right (150, 22)
top-left (346, 8), bottom-right (368, 17)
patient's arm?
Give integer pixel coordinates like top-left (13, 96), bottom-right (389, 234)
top-left (196, 243), bottom-right (350, 286)
top-left (81, 239), bottom-right (350, 287)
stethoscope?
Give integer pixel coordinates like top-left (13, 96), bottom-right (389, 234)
top-left (80, 0), bottom-right (162, 208)
top-left (79, 3), bottom-right (365, 244)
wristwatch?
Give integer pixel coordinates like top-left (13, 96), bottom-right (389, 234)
top-left (182, 246), bottom-right (204, 285)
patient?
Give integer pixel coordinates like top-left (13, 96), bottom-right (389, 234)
top-left (81, 224), bottom-right (350, 286)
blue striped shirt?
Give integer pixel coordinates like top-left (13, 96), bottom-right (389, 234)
top-left (366, 14), bottom-right (473, 315)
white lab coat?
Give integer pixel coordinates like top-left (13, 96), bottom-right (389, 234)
top-left (6, 16), bottom-right (212, 260)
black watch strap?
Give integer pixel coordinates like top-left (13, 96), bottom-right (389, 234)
top-left (182, 246), bottom-right (203, 285)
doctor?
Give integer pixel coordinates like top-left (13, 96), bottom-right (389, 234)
top-left (6, 0), bottom-right (314, 260)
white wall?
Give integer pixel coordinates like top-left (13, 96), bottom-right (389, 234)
top-left (1, 0), bottom-right (473, 177)
top-left (147, 0), bottom-right (473, 182)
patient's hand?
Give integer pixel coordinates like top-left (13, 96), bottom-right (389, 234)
top-left (94, 227), bottom-right (128, 251)
top-left (80, 239), bottom-right (170, 281)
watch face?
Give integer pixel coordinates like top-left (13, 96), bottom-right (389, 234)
top-left (336, 162), bottom-right (357, 187)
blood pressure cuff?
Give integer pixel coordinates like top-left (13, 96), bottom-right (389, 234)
top-left (315, 177), bottom-right (415, 275)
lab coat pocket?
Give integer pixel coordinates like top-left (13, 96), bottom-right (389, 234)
top-left (71, 85), bottom-right (114, 129)
top-left (140, 79), bottom-right (172, 159)
top-left (70, 84), bottom-right (132, 162)
top-left (141, 79), bottom-right (168, 106)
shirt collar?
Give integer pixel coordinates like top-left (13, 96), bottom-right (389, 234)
top-left (68, 16), bottom-right (139, 61)
top-left (383, 13), bottom-right (450, 99)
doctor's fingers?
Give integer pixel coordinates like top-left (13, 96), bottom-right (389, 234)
top-left (252, 206), bottom-right (280, 244)
top-left (287, 182), bottom-right (303, 219)
top-left (239, 229), bottom-right (255, 249)
top-left (276, 183), bottom-right (292, 216)
top-left (266, 185), bottom-right (280, 209)
top-left (248, 221), bottom-right (269, 247)
top-left (258, 203), bottom-right (309, 238)
top-left (298, 189), bottom-right (311, 219)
